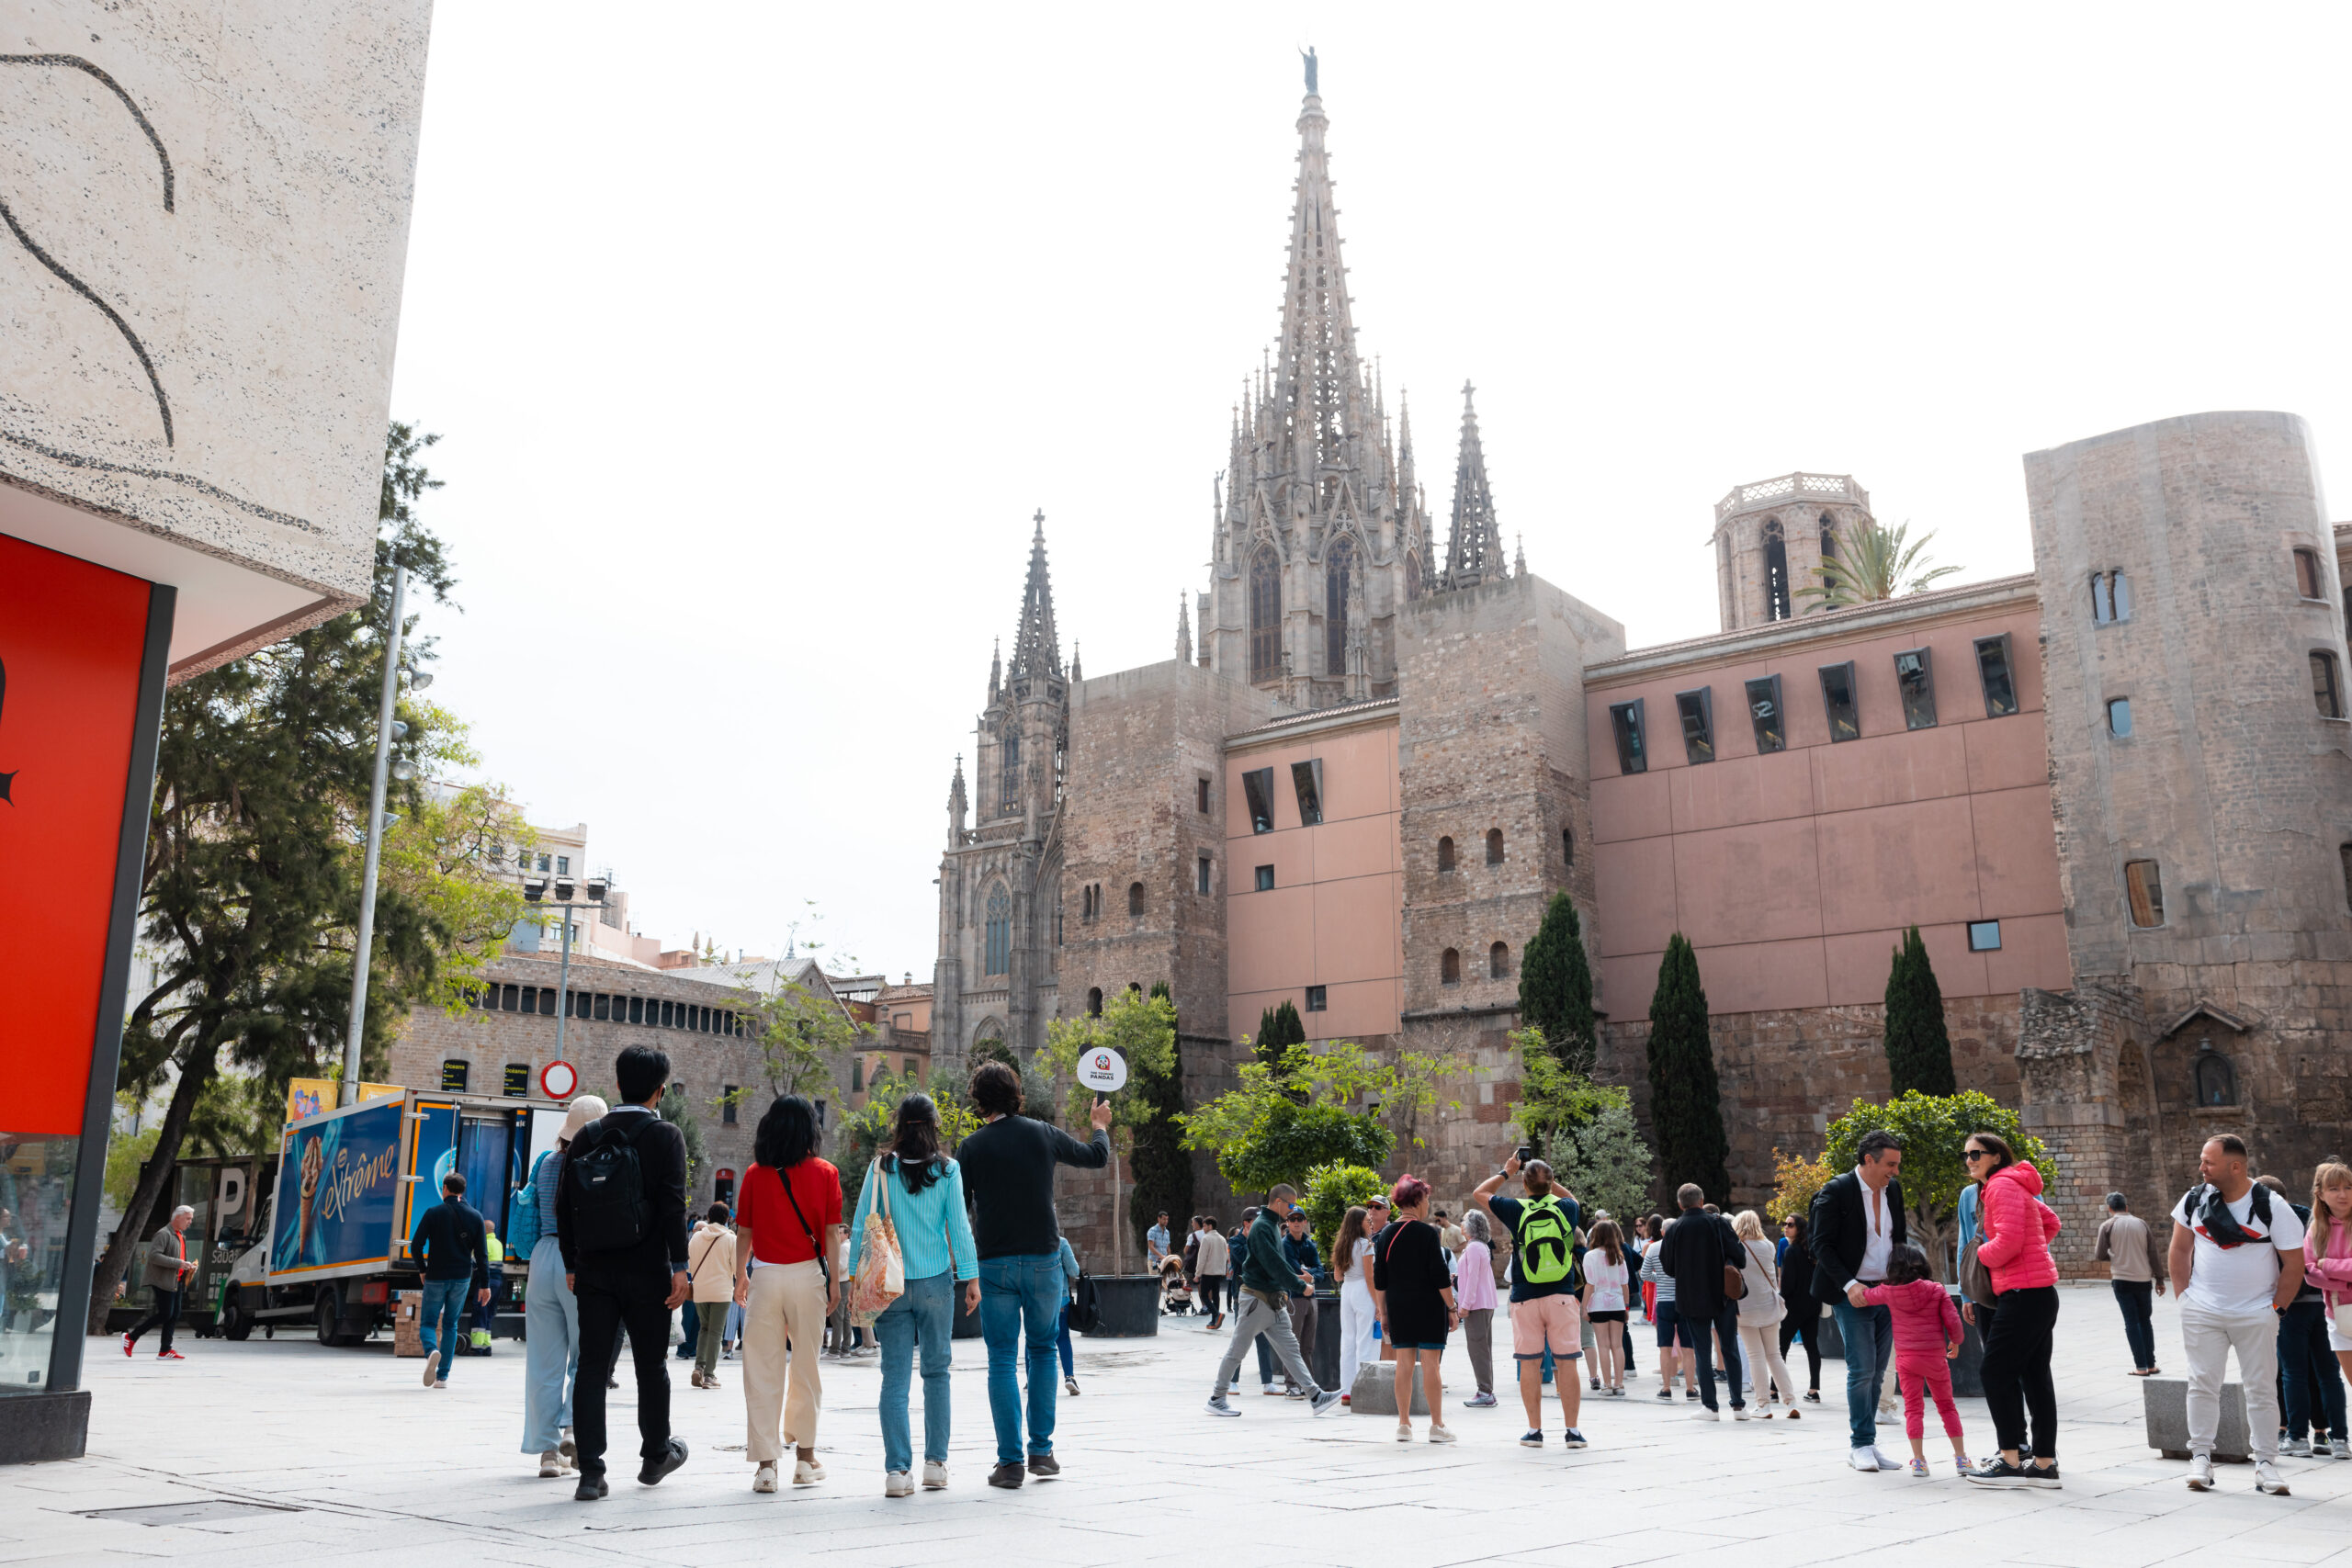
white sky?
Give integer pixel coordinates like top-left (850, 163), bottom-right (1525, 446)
top-left (388, 4), bottom-right (2352, 983)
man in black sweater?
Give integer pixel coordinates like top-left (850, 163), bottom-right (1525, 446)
top-left (409, 1173), bottom-right (490, 1388)
top-left (556, 1044), bottom-right (692, 1501)
top-left (1659, 1183), bottom-right (1747, 1420)
top-left (956, 1059), bottom-right (1109, 1490)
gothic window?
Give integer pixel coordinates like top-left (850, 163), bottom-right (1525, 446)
top-left (1405, 550), bottom-right (1423, 604)
top-left (1486, 829), bottom-right (1504, 865)
top-left (1001, 729), bottom-right (1022, 816)
top-left (984, 882), bottom-right (1012, 975)
top-left (1894, 649), bottom-right (1937, 729)
top-left (2296, 547), bottom-right (2325, 600)
top-left (1819, 514), bottom-right (1837, 561)
top-left (1250, 547), bottom-right (1282, 681)
top-left (1437, 836), bottom-right (1455, 872)
top-left (1746, 676), bottom-right (1785, 752)
top-left (1087, 987), bottom-right (1102, 1017)
top-left (1974, 636), bottom-right (2018, 717)
top-left (1488, 942), bottom-right (1509, 979)
top-left (2091, 570), bottom-right (2132, 625)
top-left (2193, 1042), bottom-right (2236, 1107)
top-left (1326, 535), bottom-right (1356, 675)
top-left (1441, 948), bottom-right (1462, 986)
top-left (2123, 860), bottom-right (2165, 928)
top-left (1762, 519), bottom-right (1791, 622)
top-left (2313, 650), bottom-right (2345, 718)
top-left (1127, 882), bottom-right (1145, 917)
top-left (1676, 688), bottom-right (1714, 763)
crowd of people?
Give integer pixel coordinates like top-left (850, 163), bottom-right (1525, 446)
top-left (393, 1041), bottom-right (2341, 1507)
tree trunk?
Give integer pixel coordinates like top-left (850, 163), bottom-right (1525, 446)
top-left (85, 1032), bottom-right (220, 1332)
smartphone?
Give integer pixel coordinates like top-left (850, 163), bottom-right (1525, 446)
top-left (1513, 1144), bottom-right (1535, 1166)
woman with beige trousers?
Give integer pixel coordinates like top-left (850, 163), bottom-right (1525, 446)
top-left (732, 1095), bottom-right (845, 1491)
top-left (1733, 1210), bottom-right (1802, 1417)
top-left (687, 1204), bottom-right (737, 1388)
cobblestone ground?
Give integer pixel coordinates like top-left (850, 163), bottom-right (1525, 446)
top-left (6, 1284), bottom-right (2352, 1567)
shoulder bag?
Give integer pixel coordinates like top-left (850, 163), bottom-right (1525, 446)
top-left (1717, 1219), bottom-right (1747, 1302)
top-left (507, 1149), bottom-right (548, 1257)
top-left (848, 1157), bottom-right (906, 1327)
top-left (1959, 1186), bottom-right (1996, 1307)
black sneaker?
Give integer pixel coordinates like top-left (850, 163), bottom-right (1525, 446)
top-left (1520, 1429), bottom-right (1544, 1448)
top-left (988, 1462), bottom-right (1025, 1489)
top-left (638, 1437), bottom-right (688, 1486)
top-left (1026, 1453), bottom-right (1059, 1479)
top-left (1685, 1389), bottom-right (1700, 1402)
top-left (573, 1475), bottom-right (609, 1502)
top-left (2022, 1462), bottom-right (2061, 1490)
top-left (1803, 1390), bottom-right (1821, 1404)
top-left (1966, 1458), bottom-right (2034, 1489)
top-left (1563, 1428), bottom-right (1589, 1450)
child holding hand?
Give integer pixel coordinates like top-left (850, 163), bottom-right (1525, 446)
top-left (1863, 1243), bottom-right (1972, 1476)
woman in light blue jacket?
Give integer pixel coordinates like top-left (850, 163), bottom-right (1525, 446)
top-left (846, 1093), bottom-right (978, 1497)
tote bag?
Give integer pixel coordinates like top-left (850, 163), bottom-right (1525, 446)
top-left (848, 1158), bottom-right (908, 1328)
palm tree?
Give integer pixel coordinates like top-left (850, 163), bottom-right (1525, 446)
top-left (1796, 518), bottom-right (1962, 609)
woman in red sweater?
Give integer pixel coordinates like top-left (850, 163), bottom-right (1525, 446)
top-left (1964, 1133), bottom-right (2063, 1491)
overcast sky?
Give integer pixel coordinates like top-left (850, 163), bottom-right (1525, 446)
top-left (388, 4), bottom-right (2352, 982)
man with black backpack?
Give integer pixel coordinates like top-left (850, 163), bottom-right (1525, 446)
top-left (2166, 1134), bottom-right (2305, 1496)
top-left (557, 1045), bottom-right (694, 1502)
top-left (1472, 1152), bottom-right (1589, 1450)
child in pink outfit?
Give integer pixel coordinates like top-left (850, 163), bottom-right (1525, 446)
top-left (1863, 1243), bottom-right (1973, 1476)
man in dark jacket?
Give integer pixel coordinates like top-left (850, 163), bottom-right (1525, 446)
top-left (409, 1174), bottom-right (490, 1387)
top-left (1280, 1208), bottom-right (1322, 1388)
top-left (557, 1044), bottom-right (692, 1501)
top-left (1808, 1128), bottom-right (1905, 1471)
top-left (1658, 1183), bottom-right (1747, 1419)
top-left (1204, 1186), bottom-right (1342, 1419)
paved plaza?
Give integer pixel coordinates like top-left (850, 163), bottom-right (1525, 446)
top-left (6, 1284), bottom-right (2352, 1568)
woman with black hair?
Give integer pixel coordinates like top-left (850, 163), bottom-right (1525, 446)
top-left (1778, 1213), bottom-right (1823, 1404)
top-left (732, 1095), bottom-right (843, 1494)
top-left (845, 1093), bottom-right (978, 1497)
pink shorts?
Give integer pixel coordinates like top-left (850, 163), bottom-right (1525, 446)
top-left (1510, 1293), bottom-right (1584, 1360)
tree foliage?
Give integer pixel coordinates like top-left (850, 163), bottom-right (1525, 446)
top-left (1303, 1161), bottom-right (1387, 1259)
top-left (1822, 1090), bottom-right (2052, 1281)
top-left (1042, 987), bottom-right (1180, 1273)
top-left (1883, 927), bottom-right (1957, 1097)
top-left (1518, 894), bottom-right (1598, 1075)
top-left (1766, 1148), bottom-right (1836, 1224)
top-left (1794, 517), bottom-right (1962, 609)
top-left (1509, 1026), bottom-right (1622, 1144)
top-left (1540, 1095), bottom-right (1657, 1230)
top-left (723, 968), bottom-right (859, 1103)
top-left (1643, 933), bottom-right (1729, 1204)
top-left (1125, 981), bottom-right (1193, 1261)
top-left (1178, 1039), bottom-right (1463, 1196)
top-left (1254, 998), bottom-right (1306, 1068)
top-left (660, 1082), bottom-right (707, 1200)
top-left (835, 1066), bottom-right (983, 1214)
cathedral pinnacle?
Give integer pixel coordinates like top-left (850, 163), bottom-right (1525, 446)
top-left (1008, 511), bottom-right (1063, 682)
top-left (1176, 592), bottom-right (1193, 663)
top-left (1442, 380), bottom-right (1504, 590)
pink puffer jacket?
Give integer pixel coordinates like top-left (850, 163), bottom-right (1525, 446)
top-left (1972, 1161), bottom-right (2062, 1293)
top-left (2309, 1213), bottom-right (2352, 1311)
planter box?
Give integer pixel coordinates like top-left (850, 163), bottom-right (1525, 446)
top-left (1350, 1361), bottom-right (1431, 1416)
top-left (1079, 1275), bottom-right (1159, 1338)
top-left (1310, 1294), bottom-right (1342, 1391)
top-left (2145, 1377), bottom-right (2251, 1461)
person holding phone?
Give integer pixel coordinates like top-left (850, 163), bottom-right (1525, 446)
top-left (1473, 1150), bottom-right (1589, 1451)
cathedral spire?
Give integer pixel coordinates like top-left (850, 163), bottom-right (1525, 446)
top-left (1008, 510), bottom-right (1062, 682)
top-left (1272, 59), bottom-right (1368, 490)
top-left (1443, 380), bottom-right (1504, 589)
top-left (1176, 592), bottom-right (1193, 663)
top-left (947, 754), bottom-right (967, 844)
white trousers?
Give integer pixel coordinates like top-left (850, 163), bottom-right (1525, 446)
top-left (2181, 1300), bottom-right (2280, 1462)
top-left (1340, 1280), bottom-right (1378, 1395)
top-left (1737, 1320), bottom-right (1799, 1407)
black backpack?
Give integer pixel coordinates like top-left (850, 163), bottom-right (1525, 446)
top-left (566, 1115), bottom-right (651, 1254)
top-left (2180, 1180), bottom-right (2274, 1251)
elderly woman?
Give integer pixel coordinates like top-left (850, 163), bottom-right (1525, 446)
top-left (1457, 1208), bottom-right (1500, 1407)
top-left (522, 1094), bottom-right (606, 1479)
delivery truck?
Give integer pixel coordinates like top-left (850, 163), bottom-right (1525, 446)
top-left (215, 1088), bottom-right (565, 1345)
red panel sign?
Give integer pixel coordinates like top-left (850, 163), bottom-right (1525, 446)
top-left (0, 535), bottom-right (153, 1135)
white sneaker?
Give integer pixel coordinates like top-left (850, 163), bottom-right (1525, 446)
top-left (922, 1460), bottom-right (949, 1491)
top-left (753, 1461), bottom-right (779, 1494)
top-left (1851, 1447), bottom-right (1882, 1472)
top-left (794, 1459), bottom-right (824, 1486)
top-left (1692, 1408), bottom-right (1720, 1422)
top-left (1395, 1423), bottom-right (1414, 1442)
top-left (1733, 1406), bottom-right (1752, 1421)
top-left (2256, 1461), bottom-right (2291, 1496)
top-left (1871, 1446), bottom-right (1905, 1472)
top-left (1429, 1425), bottom-right (1458, 1444)
top-left (422, 1350), bottom-right (439, 1387)
top-left (885, 1470), bottom-right (914, 1497)
top-left (537, 1450), bottom-right (562, 1478)
top-left (2281, 1437), bottom-right (2312, 1457)
top-left (2186, 1453), bottom-right (2213, 1491)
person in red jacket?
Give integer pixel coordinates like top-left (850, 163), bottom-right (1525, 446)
top-left (1962, 1133), bottom-right (2062, 1489)
top-left (1862, 1244), bottom-right (1971, 1477)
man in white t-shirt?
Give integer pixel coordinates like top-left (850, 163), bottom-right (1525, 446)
top-left (2166, 1134), bottom-right (2306, 1495)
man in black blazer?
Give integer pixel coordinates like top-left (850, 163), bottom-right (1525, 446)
top-left (1807, 1129), bottom-right (1905, 1472)
top-left (1659, 1184), bottom-right (1747, 1420)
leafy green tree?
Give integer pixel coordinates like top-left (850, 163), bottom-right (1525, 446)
top-left (1125, 981), bottom-right (1193, 1262)
top-left (1766, 1148), bottom-right (1835, 1224)
top-left (1041, 987), bottom-right (1180, 1273)
top-left (1823, 1090), bottom-right (2051, 1281)
top-left (660, 1083), bottom-right (708, 1200)
top-left (1179, 1039), bottom-right (1464, 1197)
top-left (1883, 927), bottom-right (1957, 1096)
top-left (1794, 517), bottom-right (1962, 609)
top-left (1541, 1096), bottom-right (1657, 1229)
top-left (1254, 998), bottom-right (1306, 1068)
top-left (1508, 1026), bottom-right (1620, 1144)
top-left (1302, 1161), bottom-right (1386, 1258)
top-left (1643, 933), bottom-right (1729, 1204)
top-left (1518, 893), bottom-right (1598, 1074)
top-left (724, 969), bottom-right (859, 1102)
top-left (90, 423), bottom-right (513, 1330)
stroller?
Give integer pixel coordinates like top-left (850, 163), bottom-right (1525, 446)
top-left (1159, 1255), bottom-right (1194, 1314)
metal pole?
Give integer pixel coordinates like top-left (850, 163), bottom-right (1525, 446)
top-left (553, 902), bottom-right (574, 1066)
top-left (340, 565), bottom-right (406, 1106)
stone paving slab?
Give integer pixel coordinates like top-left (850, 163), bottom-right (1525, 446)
top-left (4, 1285), bottom-right (2350, 1566)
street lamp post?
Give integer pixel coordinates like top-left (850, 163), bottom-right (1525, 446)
top-left (340, 567), bottom-right (431, 1107)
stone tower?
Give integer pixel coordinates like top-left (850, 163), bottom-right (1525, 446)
top-left (933, 513), bottom-right (1071, 1069)
top-left (1203, 61), bottom-right (1431, 710)
top-left (1709, 472), bottom-right (1875, 632)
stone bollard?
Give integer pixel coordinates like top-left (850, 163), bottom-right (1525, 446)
top-left (1350, 1361), bottom-right (1432, 1416)
top-left (2143, 1378), bottom-right (2250, 1461)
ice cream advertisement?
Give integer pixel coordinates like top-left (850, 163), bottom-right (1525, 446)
top-left (269, 1097), bottom-right (405, 1277)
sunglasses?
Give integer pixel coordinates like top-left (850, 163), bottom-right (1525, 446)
top-left (1962, 1148), bottom-right (1990, 1161)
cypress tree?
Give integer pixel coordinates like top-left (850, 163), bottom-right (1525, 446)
top-left (1255, 998), bottom-right (1306, 1067)
top-left (1518, 892), bottom-right (1599, 1073)
top-left (1643, 933), bottom-right (1729, 1202)
top-left (1129, 981), bottom-right (1193, 1258)
top-left (1883, 926), bottom-right (1957, 1095)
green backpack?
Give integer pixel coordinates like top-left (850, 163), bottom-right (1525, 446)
top-left (1517, 1196), bottom-right (1577, 1286)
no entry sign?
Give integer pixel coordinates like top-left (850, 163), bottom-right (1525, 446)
top-left (541, 1060), bottom-right (579, 1100)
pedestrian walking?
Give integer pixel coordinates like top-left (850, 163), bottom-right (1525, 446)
top-left (1860, 1242), bottom-right (1972, 1476)
top-left (1642, 1215), bottom-right (1694, 1400)
top-left (846, 1091), bottom-right (978, 1497)
top-left (556, 1045), bottom-right (694, 1502)
top-left (1225, 1218), bottom-right (1246, 1316)
top-left (520, 1093), bottom-right (605, 1478)
top-left (1961, 1132), bottom-right (2064, 1491)
top-left (956, 1058), bottom-right (1111, 1490)
top-left (1777, 1214), bottom-right (1822, 1406)
top-left (408, 1172), bottom-right (490, 1388)
top-left (1280, 1207), bottom-right (1321, 1394)
top-left (1732, 1211), bottom-right (1799, 1417)
top-left (121, 1204), bottom-right (198, 1360)
top-left (1581, 1218), bottom-right (1630, 1398)
top-left (686, 1204), bottom-right (735, 1389)
top-left (1192, 1217), bottom-right (1228, 1325)
top-left (2165, 1134), bottom-right (2303, 1496)
top-left (1472, 1150), bottom-right (1588, 1450)
top-left (1660, 1184), bottom-right (1747, 1423)
top-left (1457, 1208), bottom-right (1499, 1408)
top-left (734, 1093), bottom-right (843, 1493)
top-left (1332, 1203), bottom-right (1379, 1403)
top-left (1055, 1235), bottom-right (1081, 1395)
top-left (1204, 1184), bottom-right (1342, 1419)
top-left (2095, 1192), bottom-right (2165, 1376)
top-left (1810, 1130), bottom-right (1905, 1472)
top-left (1374, 1175), bottom-right (1457, 1443)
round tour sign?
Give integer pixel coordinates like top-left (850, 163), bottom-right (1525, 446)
top-left (541, 1060), bottom-right (579, 1100)
top-left (1077, 1048), bottom-right (1127, 1093)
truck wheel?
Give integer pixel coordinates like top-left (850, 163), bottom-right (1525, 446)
top-left (314, 1287), bottom-right (340, 1346)
top-left (220, 1295), bottom-right (253, 1341)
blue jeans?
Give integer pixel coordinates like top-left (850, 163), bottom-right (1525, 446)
top-left (1690, 1299), bottom-right (1746, 1412)
top-left (421, 1277), bottom-right (470, 1379)
top-left (980, 1254), bottom-right (1064, 1464)
top-left (876, 1270), bottom-right (956, 1473)
top-left (521, 1236), bottom-right (580, 1451)
top-left (1831, 1297), bottom-right (1894, 1450)
top-left (2112, 1280), bottom-right (2156, 1372)
top-left (1057, 1305), bottom-right (1074, 1380)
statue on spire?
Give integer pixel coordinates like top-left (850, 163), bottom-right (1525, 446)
top-left (1302, 46), bottom-right (1318, 95)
